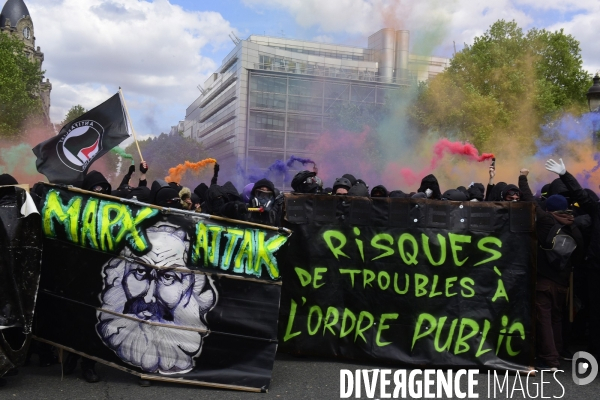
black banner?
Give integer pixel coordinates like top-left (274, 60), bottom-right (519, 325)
top-left (0, 186), bottom-right (43, 376)
top-left (34, 184), bottom-right (289, 391)
top-left (279, 195), bottom-right (536, 371)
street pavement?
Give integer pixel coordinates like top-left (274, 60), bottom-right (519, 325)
top-left (2, 352), bottom-right (599, 399)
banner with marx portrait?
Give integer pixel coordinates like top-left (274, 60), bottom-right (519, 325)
top-left (278, 195), bottom-right (536, 372)
top-left (33, 184), bottom-right (290, 392)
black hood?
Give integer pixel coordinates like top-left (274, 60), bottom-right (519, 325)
top-left (456, 186), bottom-right (469, 197)
top-left (0, 173), bottom-right (18, 186)
top-left (371, 185), bottom-right (389, 197)
top-left (500, 184), bottom-right (520, 201)
top-left (194, 183), bottom-right (209, 202)
top-left (252, 179), bottom-right (275, 196)
top-left (389, 190), bottom-right (408, 198)
top-left (342, 174), bottom-right (357, 186)
top-left (128, 186), bottom-right (151, 203)
top-left (489, 182), bottom-right (507, 201)
top-left (549, 178), bottom-right (569, 197)
top-left (168, 181), bottom-right (183, 193)
top-left (348, 182), bottom-right (369, 197)
top-left (467, 185), bottom-right (484, 201)
top-left (442, 189), bottom-right (469, 201)
top-left (222, 181), bottom-right (242, 202)
top-left (417, 174), bottom-right (441, 199)
top-left (82, 170), bottom-right (111, 194)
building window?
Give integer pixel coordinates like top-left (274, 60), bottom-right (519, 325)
top-left (23, 26), bottom-right (30, 39)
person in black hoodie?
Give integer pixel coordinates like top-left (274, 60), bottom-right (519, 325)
top-left (205, 184), bottom-right (248, 220)
top-left (371, 185), bottom-right (389, 198)
top-left (150, 180), bottom-right (182, 209)
top-left (248, 178), bottom-right (283, 226)
top-left (417, 174), bottom-right (442, 199)
top-left (545, 159), bottom-right (600, 362)
top-left (82, 171), bottom-right (111, 194)
top-left (519, 164), bottom-right (584, 370)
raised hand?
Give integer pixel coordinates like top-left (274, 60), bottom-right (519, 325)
top-left (545, 159), bottom-right (566, 176)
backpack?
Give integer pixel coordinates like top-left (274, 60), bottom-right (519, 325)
top-left (540, 223), bottom-right (578, 271)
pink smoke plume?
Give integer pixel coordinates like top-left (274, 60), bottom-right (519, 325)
top-left (388, 139), bottom-right (495, 186)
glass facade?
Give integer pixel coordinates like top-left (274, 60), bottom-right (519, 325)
top-left (246, 72), bottom-right (399, 188)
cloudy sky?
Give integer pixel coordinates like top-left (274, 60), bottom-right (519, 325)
top-left (23, 0), bottom-right (600, 137)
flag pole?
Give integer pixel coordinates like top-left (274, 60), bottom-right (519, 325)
top-left (119, 87), bottom-right (144, 162)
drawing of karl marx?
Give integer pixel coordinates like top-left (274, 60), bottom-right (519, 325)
top-left (96, 223), bottom-right (217, 374)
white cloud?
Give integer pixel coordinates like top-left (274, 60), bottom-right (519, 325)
top-left (242, 0), bottom-right (600, 73)
top-left (27, 0), bottom-right (235, 133)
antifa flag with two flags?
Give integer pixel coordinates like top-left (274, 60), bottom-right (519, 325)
top-left (32, 92), bottom-right (130, 185)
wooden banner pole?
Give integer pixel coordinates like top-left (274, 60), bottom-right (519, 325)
top-left (119, 87), bottom-right (144, 163)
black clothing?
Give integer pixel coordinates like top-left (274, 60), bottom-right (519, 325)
top-left (417, 174), bottom-right (441, 200)
top-left (342, 174), bottom-right (357, 186)
top-left (389, 190), bottom-right (408, 198)
top-left (194, 183), bottom-right (209, 203)
top-left (82, 171), bottom-right (111, 194)
top-left (519, 174), bottom-right (584, 286)
top-left (486, 182), bottom-right (507, 201)
top-left (370, 185), bottom-right (389, 198)
top-left (347, 182), bottom-right (369, 197)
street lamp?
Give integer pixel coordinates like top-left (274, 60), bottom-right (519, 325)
top-left (587, 74), bottom-right (600, 112)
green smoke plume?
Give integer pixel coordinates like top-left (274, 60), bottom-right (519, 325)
top-left (111, 147), bottom-right (135, 165)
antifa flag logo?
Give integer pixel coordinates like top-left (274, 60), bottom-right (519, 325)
top-left (57, 121), bottom-right (104, 171)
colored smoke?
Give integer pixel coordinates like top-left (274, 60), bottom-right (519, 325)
top-left (165, 158), bottom-right (217, 183)
top-left (286, 155), bottom-right (316, 168)
top-left (110, 147), bottom-right (135, 165)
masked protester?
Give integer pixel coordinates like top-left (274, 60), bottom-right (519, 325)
top-left (417, 174), bottom-right (442, 200)
top-left (520, 164), bottom-right (584, 370)
top-left (205, 185), bottom-right (248, 220)
top-left (111, 162), bottom-right (150, 201)
top-left (291, 170), bottom-right (320, 194)
top-left (501, 184), bottom-right (522, 201)
top-left (248, 179), bottom-right (283, 226)
top-left (544, 159), bottom-right (600, 363)
top-left (82, 171), bottom-right (111, 195)
top-left (371, 185), bottom-right (389, 198)
top-left (150, 180), bottom-right (182, 209)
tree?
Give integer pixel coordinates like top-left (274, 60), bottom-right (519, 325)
top-left (61, 105), bottom-right (87, 126)
top-left (0, 33), bottom-right (44, 136)
top-left (413, 20), bottom-right (591, 152)
top-left (124, 132), bottom-right (209, 186)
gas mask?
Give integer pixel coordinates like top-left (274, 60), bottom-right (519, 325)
top-left (252, 190), bottom-right (274, 209)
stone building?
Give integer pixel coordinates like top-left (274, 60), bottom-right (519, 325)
top-left (0, 0), bottom-right (52, 123)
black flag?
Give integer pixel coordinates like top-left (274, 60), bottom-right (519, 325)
top-left (32, 93), bottom-right (130, 185)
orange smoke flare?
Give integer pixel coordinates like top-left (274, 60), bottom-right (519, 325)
top-left (165, 158), bottom-right (217, 183)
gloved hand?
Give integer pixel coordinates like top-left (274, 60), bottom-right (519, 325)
top-left (425, 188), bottom-right (433, 198)
top-left (140, 162), bottom-right (148, 173)
top-left (545, 158), bottom-right (566, 176)
top-left (213, 163), bottom-right (220, 175)
top-left (128, 164), bottom-right (135, 175)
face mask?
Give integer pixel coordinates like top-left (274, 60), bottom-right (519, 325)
top-left (253, 190), bottom-right (274, 208)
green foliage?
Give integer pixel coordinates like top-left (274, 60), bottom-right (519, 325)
top-left (0, 33), bottom-right (44, 136)
top-left (413, 20), bottom-right (591, 151)
top-left (61, 105), bottom-right (87, 126)
top-left (124, 133), bottom-right (208, 185)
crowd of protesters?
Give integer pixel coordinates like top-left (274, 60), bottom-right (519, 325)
top-left (1, 154), bottom-right (599, 386)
